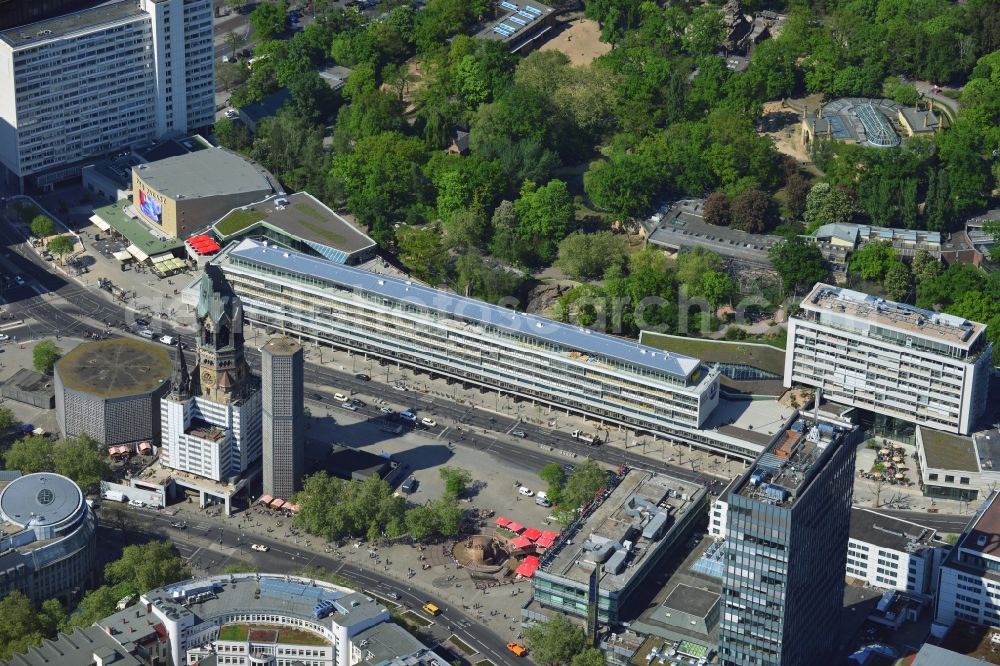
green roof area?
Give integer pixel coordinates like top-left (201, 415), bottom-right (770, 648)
top-left (920, 427), bottom-right (979, 472)
top-left (92, 203), bottom-right (185, 256)
top-left (290, 201), bottom-right (347, 246)
top-left (215, 209), bottom-right (267, 237)
top-left (218, 624), bottom-right (248, 641)
top-left (218, 624), bottom-right (328, 646)
top-left (639, 333), bottom-right (786, 377)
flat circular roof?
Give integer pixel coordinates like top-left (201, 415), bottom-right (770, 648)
top-left (56, 338), bottom-right (172, 399)
top-left (0, 473), bottom-right (83, 528)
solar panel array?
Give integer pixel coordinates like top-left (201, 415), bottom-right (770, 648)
top-left (493, 2), bottom-right (545, 38)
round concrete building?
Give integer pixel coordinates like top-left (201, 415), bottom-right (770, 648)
top-left (0, 473), bottom-right (97, 604)
top-left (55, 338), bottom-right (173, 445)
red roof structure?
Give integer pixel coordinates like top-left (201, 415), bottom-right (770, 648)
top-left (506, 521), bottom-right (525, 533)
top-left (535, 536), bottom-right (555, 549)
top-left (522, 527), bottom-right (542, 541)
top-left (540, 530), bottom-right (558, 541)
top-left (510, 536), bottom-right (533, 550)
top-left (258, 495), bottom-right (273, 504)
top-left (514, 555), bottom-right (541, 577)
top-left (496, 516), bottom-right (511, 527)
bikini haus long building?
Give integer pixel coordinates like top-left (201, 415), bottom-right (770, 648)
top-left (203, 239), bottom-right (783, 460)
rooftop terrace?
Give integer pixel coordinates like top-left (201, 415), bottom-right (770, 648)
top-left (92, 203), bottom-right (185, 256)
top-left (801, 283), bottom-right (985, 350)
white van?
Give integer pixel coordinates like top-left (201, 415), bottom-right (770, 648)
top-left (138, 329), bottom-right (154, 339)
top-left (159, 335), bottom-right (174, 345)
top-left (334, 392), bottom-right (348, 402)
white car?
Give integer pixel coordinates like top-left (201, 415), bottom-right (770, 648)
top-left (128, 499), bottom-right (144, 508)
top-left (518, 486), bottom-right (534, 497)
top-left (341, 402), bottom-right (358, 411)
top-left (399, 410), bottom-right (416, 422)
top-left (420, 417), bottom-right (437, 427)
top-left (251, 544), bottom-right (269, 552)
top-left (391, 383), bottom-right (407, 391)
top-left (0, 334), bottom-right (8, 341)
top-left (380, 407), bottom-right (395, 415)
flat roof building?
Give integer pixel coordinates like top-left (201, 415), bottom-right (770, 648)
top-left (847, 508), bottom-right (943, 596)
top-left (0, 0), bottom-right (215, 191)
top-left (935, 492), bottom-right (1000, 631)
top-left (132, 149), bottom-right (274, 239)
top-left (0, 473), bottom-right (97, 605)
top-left (55, 338), bottom-right (173, 445)
top-left (477, 0), bottom-right (557, 53)
top-left (531, 469), bottom-right (708, 625)
top-left (213, 192), bottom-right (378, 265)
top-left (719, 417), bottom-right (859, 666)
top-left (201, 239), bottom-right (802, 460)
top-left (785, 283), bottom-right (992, 435)
top-left (1, 368), bottom-right (55, 409)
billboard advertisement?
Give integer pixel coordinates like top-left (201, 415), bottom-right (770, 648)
top-left (138, 188), bottom-right (163, 225)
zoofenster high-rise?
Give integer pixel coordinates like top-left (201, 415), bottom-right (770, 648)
top-left (261, 337), bottom-right (304, 499)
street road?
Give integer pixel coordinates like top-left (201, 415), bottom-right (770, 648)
top-left (102, 508), bottom-right (517, 665)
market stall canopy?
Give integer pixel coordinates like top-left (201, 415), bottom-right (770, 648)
top-left (506, 521), bottom-right (525, 533)
top-left (522, 527), bottom-right (542, 541)
top-left (510, 536), bottom-right (533, 550)
top-left (496, 516), bottom-right (511, 527)
top-left (89, 214), bottom-right (111, 231)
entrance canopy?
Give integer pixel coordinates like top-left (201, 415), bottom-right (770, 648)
top-left (89, 214), bottom-right (111, 231)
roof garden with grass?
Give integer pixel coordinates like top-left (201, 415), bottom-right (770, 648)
top-left (218, 623), bottom-right (328, 646)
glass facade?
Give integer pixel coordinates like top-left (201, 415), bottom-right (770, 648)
top-left (719, 432), bottom-right (857, 666)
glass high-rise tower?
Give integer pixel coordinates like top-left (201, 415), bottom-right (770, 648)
top-left (261, 336), bottom-right (304, 499)
top-left (719, 419), bottom-right (859, 666)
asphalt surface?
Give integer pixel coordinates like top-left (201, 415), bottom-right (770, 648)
top-left (101, 508), bottom-right (517, 665)
top-left (878, 510), bottom-right (972, 533)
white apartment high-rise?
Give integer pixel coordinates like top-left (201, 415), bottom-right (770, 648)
top-left (0, 0), bottom-right (214, 190)
top-left (785, 284), bottom-right (991, 435)
top-left (935, 492), bottom-right (1000, 630)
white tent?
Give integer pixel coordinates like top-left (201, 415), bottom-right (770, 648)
top-left (112, 250), bottom-right (133, 262)
top-left (126, 244), bottom-right (149, 262)
top-left (89, 214), bottom-right (111, 231)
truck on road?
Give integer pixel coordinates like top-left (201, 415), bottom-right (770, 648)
top-left (572, 430), bottom-right (602, 445)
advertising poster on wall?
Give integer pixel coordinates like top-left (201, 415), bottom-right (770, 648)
top-left (139, 189), bottom-right (163, 225)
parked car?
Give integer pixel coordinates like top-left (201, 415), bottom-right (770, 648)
top-left (334, 392), bottom-right (348, 401)
top-left (349, 398), bottom-right (367, 408)
top-left (518, 486), bottom-right (534, 497)
top-left (511, 430), bottom-right (526, 438)
top-left (392, 382), bottom-right (407, 391)
top-left (251, 544), bottom-right (269, 552)
top-left (380, 406), bottom-right (395, 415)
top-left (507, 643), bottom-right (527, 657)
top-left (420, 417), bottom-right (437, 427)
top-left (138, 329), bottom-right (154, 339)
top-left (0, 334), bottom-right (8, 342)
top-left (341, 402), bottom-right (358, 411)
top-left (399, 410), bottom-right (416, 422)
top-left (355, 373), bottom-right (370, 381)
top-left (134, 318), bottom-right (149, 327)
top-left (311, 392), bottom-right (324, 400)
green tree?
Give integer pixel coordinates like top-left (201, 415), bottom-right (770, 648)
top-left (523, 614), bottom-right (589, 666)
top-left (849, 241), bottom-right (897, 282)
top-left (442, 210), bottom-right (490, 251)
top-left (439, 466), bottom-right (472, 498)
top-left (32, 340), bottom-right (62, 374)
top-left (560, 461), bottom-right (609, 516)
top-left (405, 505), bottom-right (438, 541)
top-left (676, 246), bottom-right (723, 298)
top-left (1, 435), bottom-right (53, 474)
top-left (396, 226), bottom-right (449, 285)
top-left (453, 253), bottom-right (525, 303)
top-left (225, 30), bottom-right (244, 59)
top-left (768, 237), bottom-right (828, 295)
top-left (0, 407), bottom-right (15, 434)
top-left (911, 249), bottom-right (944, 284)
top-left (65, 584), bottom-right (124, 630)
top-left (883, 260), bottom-right (912, 301)
top-left (214, 117), bottom-right (252, 151)
top-left (916, 263), bottom-right (985, 310)
top-left (539, 463), bottom-right (565, 504)
top-left (54, 434), bottom-right (110, 491)
top-left (488, 200), bottom-right (531, 266)
top-left (701, 271), bottom-right (736, 311)
top-left (514, 180), bottom-right (575, 264)
top-left (555, 232), bottom-right (628, 281)
top-left (250, 0), bottom-right (288, 41)
top-left (217, 61), bottom-right (250, 91)
top-left (784, 174), bottom-right (811, 220)
top-left (104, 541), bottom-right (189, 596)
top-left (30, 215), bottom-right (55, 240)
top-left (431, 497), bottom-right (464, 537)
top-left (572, 649), bottom-right (607, 666)
top-left (804, 183), bottom-right (854, 232)
top-left (0, 592), bottom-right (64, 660)
top-left (47, 235), bottom-right (74, 264)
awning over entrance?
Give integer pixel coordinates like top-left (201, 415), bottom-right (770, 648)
top-left (89, 214), bottom-right (111, 231)
top-left (127, 244), bottom-right (150, 262)
top-left (112, 250), bottom-right (133, 262)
